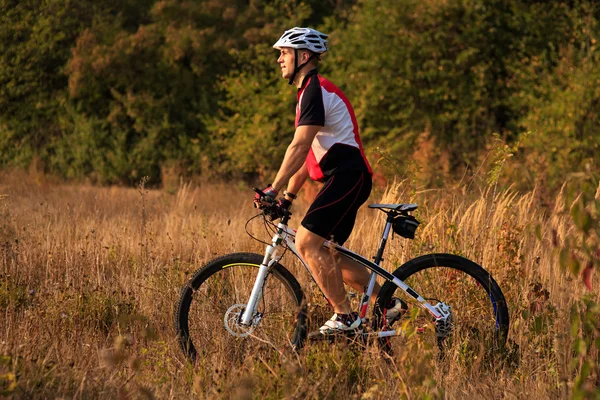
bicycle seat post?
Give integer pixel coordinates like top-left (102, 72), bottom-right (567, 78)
top-left (359, 213), bottom-right (395, 318)
top-left (373, 213), bottom-right (395, 265)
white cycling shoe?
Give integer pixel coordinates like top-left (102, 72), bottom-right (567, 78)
top-left (319, 312), bottom-right (362, 334)
top-left (386, 297), bottom-right (408, 326)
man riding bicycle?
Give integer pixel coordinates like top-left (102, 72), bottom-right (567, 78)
top-left (255, 27), bottom-right (404, 334)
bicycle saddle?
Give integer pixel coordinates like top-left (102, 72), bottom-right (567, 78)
top-left (368, 203), bottom-right (418, 212)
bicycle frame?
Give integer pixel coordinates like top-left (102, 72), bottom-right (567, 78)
top-left (240, 211), bottom-right (447, 337)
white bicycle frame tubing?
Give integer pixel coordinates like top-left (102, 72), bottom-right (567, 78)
top-left (240, 215), bottom-right (443, 327)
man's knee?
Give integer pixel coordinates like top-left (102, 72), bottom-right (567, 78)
top-left (295, 227), bottom-right (324, 258)
top-left (295, 235), bottom-right (316, 258)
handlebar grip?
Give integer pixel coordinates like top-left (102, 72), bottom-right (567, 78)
top-left (253, 187), bottom-right (267, 197)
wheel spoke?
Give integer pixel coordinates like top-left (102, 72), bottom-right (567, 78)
top-left (175, 253), bottom-right (306, 362)
top-left (375, 254), bottom-right (509, 359)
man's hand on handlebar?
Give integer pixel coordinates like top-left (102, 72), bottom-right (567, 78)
top-left (253, 184), bottom-right (278, 209)
top-left (253, 186), bottom-right (293, 221)
top-left (278, 197), bottom-right (292, 211)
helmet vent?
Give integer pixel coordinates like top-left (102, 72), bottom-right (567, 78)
top-left (273, 27), bottom-right (328, 54)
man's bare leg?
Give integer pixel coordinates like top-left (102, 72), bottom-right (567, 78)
top-left (295, 226), bottom-right (352, 314)
top-left (295, 226), bottom-right (381, 312)
top-left (336, 254), bottom-right (381, 302)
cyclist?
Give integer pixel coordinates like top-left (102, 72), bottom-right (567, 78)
top-left (255, 27), bottom-right (404, 334)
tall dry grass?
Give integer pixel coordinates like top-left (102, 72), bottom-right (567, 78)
top-left (0, 171), bottom-right (597, 399)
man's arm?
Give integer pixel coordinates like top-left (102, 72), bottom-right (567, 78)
top-left (286, 162), bottom-right (309, 197)
top-left (272, 125), bottom-right (320, 192)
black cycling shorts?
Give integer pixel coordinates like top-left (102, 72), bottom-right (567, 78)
top-left (301, 171), bottom-right (372, 245)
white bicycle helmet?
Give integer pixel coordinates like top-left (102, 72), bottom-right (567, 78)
top-left (273, 27), bottom-right (328, 54)
top-left (273, 27), bottom-right (328, 84)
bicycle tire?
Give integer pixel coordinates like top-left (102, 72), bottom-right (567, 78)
top-left (374, 253), bottom-right (509, 355)
top-left (174, 252), bottom-right (307, 363)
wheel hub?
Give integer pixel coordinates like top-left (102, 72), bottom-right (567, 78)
top-left (223, 304), bottom-right (262, 338)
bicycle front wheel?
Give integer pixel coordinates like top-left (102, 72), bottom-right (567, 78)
top-left (175, 252), bottom-right (307, 363)
top-left (374, 253), bottom-right (509, 357)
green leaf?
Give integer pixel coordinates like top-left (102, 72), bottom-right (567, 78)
top-left (569, 256), bottom-right (581, 275)
top-left (571, 201), bottom-right (592, 234)
top-left (571, 306), bottom-right (580, 337)
top-left (580, 360), bottom-right (591, 380)
top-left (534, 224), bottom-right (542, 241)
top-left (559, 248), bottom-right (569, 271)
top-left (560, 248), bottom-right (580, 275)
top-left (532, 316), bottom-right (546, 334)
top-left (573, 338), bottom-right (587, 356)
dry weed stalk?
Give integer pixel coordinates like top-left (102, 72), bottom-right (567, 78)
top-left (0, 170), bottom-right (597, 398)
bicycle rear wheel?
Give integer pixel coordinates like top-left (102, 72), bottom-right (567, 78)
top-left (175, 252), bottom-right (307, 363)
top-left (374, 253), bottom-right (509, 357)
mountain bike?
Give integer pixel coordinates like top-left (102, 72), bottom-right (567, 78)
top-left (174, 189), bottom-right (509, 363)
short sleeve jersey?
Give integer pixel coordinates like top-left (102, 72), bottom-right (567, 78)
top-left (296, 69), bottom-right (372, 182)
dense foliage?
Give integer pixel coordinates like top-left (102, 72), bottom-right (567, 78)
top-left (1, 0), bottom-right (599, 188)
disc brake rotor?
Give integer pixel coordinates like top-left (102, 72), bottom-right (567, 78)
top-left (224, 304), bottom-right (262, 338)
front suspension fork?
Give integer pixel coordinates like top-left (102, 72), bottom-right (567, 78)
top-left (240, 229), bottom-right (284, 325)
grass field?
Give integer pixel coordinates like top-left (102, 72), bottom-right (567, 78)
top-left (0, 171), bottom-right (598, 399)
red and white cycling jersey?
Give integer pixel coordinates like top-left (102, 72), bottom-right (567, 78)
top-left (296, 69), bottom-right (372, 182)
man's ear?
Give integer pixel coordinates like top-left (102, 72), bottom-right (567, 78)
top-left (301, 51), bottom-right (310, 63)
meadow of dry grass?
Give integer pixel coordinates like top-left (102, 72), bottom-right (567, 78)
top-left (0, 170), bottom-right (598, 399)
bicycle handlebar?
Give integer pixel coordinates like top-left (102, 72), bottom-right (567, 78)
top-left (253, 187), bottom-right (291, 222)
top-left (253, 187), bottom-right (267, 197)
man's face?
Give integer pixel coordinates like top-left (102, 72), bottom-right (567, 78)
top-left (277, 48), bottom-right (295, 79)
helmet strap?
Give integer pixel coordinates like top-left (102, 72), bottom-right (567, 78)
top-left (288, 49), bottom-right (318, 85)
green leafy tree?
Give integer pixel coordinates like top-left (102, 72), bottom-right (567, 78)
top-left (516, 4), bottom-right (600, 191)
top-left (324, 0), bottom-right (583, 173)
top-left (209, 0), bottom-right (354, 180)
top-left (1, 0), bottom-right (600, 189)
top-left (61, 0), bottom-right (246, 184)
top-left (0, 0), bottom-right (154, 169)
